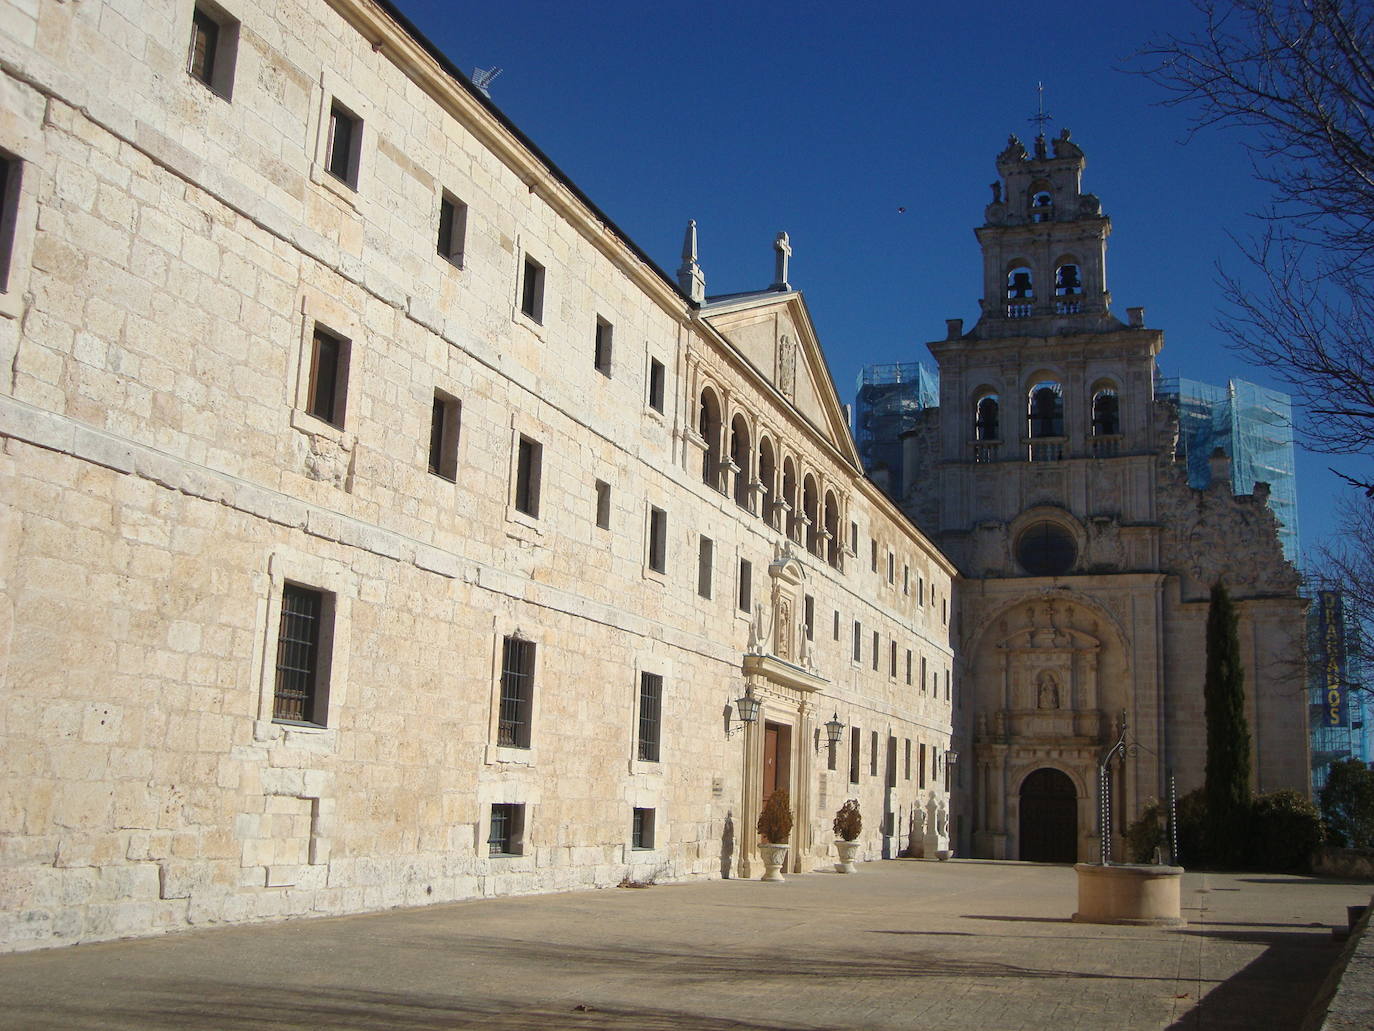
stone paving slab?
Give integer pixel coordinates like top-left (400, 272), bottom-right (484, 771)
top-left (0, 859), bottom-right (1365, 1030)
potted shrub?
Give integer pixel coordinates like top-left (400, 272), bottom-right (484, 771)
top-left (832, 799), bottom-right (863, 873)
top-left (757, 789), bottom-right (793, 882)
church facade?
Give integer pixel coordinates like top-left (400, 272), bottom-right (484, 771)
top-left (0, 0), bottom-right (956, 951)
top-left (898, 132), bottom-right (1308, 862)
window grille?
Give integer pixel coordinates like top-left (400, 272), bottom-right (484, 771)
top-left (632, 807), bottom-right (655, 849)
top-left (498, 637), bottom-right (534, 748)
top-left (638, 672), bottom-right (662, 762)
top-left (488, 803), bottom-right (522, 856)
top-left (274, 584), bottom-right (322, 723)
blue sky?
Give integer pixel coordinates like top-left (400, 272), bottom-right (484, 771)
top-left (396, 0), bottom-right (1365, 561)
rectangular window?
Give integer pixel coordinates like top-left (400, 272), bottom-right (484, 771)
top-left (849, 727), bottom-right (861, 784)
top-left (888, 551), bottom-right (895, 584)
top-left (698, 536), bottom-right (713, 599)
top-left (273, 583), bottom-right (328, 725)
top-left (648, 506), bottom-right (667, 574)
top-left (594, 317), bottom-right (613, 376)
top-left (943, 597), bottom-right (948, 625)
top-left (852, 620), bottom-right (861, 662)
top-left (326, 101), bottom-right (361, 188)
top-left (889, 640), bottom-right (897, 678)
top-left (905, 649), bottom-right (913, 685)
top-left (429, 392), bottom-right (460, 481)
top-left (632, 807), bottom-right (656, 850)
top-left (595, 479), bottom-right (611, 530)
top-left (887, 736), bottom-right (898, 788)
top-left (870, 730), bottom-right (878, 776)
top-left (437, 191), bottom-right (467, 266)
top-left (904, 739), bottom-right (911, 781)
top-left (638, 672), bottom-right (662, 762)
top-left (188, 3), bottom-right (237, 99)
top-left (647, 358), bottom-right (665, 412)
top-left (514, 436), bottom-right (542, 517)
top-left (850, 521), bottom-right (858, 555)
top-left (921, 656), bottom-right (928, 694)
top-left (520, 255), bottom-right (545, 322)
top-left (498, 636), bottom-right (535, 748)
top-left (919, 576), bottom-right (925, 606)
top-left (832, 610), bottom-right (839, 641)
top-left (945, 669), bottom-right (951, 701)
top-left (871, 630), bottom-right (879, 671)
top-left (0, 155), bottom-right (20, 295)
top-left (307, 325), bottom-right (349, 428)
top-left (488, 803), bottom-right (525, 856)
top-left (931, 746), bottom-right (939, 783)
top-left (870, 538), bottom-right (878, 573)
top-left (919, 743), bottom-right (927, 788)
top-left (804, 595), bottom-right (814, 641)
top-left (903, 564), bottom-right (909, 595)
top-left (738, 559), bottom-right (752, 613)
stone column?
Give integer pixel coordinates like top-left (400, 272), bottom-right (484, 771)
top-left (738, 696), bottom-right (763, 880)
top-left (793, 700), bottom-right (815, 872)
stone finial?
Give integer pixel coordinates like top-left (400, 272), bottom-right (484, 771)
top-left (676, 220), bottom-right (705, 303)
top-left (771, 231), bottom-right (792, 292)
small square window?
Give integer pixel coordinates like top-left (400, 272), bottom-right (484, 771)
top-left (738, 559), bottom-right (752, 613)
top-left (498, 636), bottom-right (535, 749)
top-left (326, 101), bottom-right (362, 189)
top-left (514, 436), bottom-right (542, 518)
top-left (698, 536), bottom-right (713, 599)
top-left (647, 358), bottom-right (665, 413)
top-left (488, 803), bottom-right (525, 857)
top-left (520, 255), bottom-right (544, 322)
top-left (429, 391), bottom-right (460, 481)
top-left (188, 3), bottom-right (238, 99)
top-left (273, 583), bottom-right (332, 726)
top-left (638, 672), bottom-right (662, 762)
top-left (307, 325), bottom-right (349, 428)
top-left (648, 506), bottom-right (667, 574)
top-left (437, 191), bottom-right (467, 267)
top-left (632, 807), bottom-right (656, 850)
top-left (594, 317), bottom-right (613, 377)
top-left (595, 479), bottom-right (611, 530)
top-left (804, 594), bottom-right (814, 642)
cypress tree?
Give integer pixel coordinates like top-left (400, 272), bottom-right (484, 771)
top-left (1204, 580), bottom-right (1251, 867)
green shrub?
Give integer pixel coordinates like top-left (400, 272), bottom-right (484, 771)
top-left (758, 789), bottom-right (793, 844)
top-left (1125, 798), bottom-right (1168, 863)
top-left (1174, 789), bottom-right (1210, 868)
top-left (1248, 790), bottom-right (1323, 873)
top-left (1320, 759), bottom-right (1374, 848)
top-left (833, 799), bottom-right (862, 842)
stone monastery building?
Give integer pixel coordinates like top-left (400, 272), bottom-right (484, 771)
top-left (895, 132), bottom-right (1309, 863)
top-left (0, 0), bottom-right (958, 950)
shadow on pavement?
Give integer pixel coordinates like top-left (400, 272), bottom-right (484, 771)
top-left (1167, 928), bottom-right (1342, 1031)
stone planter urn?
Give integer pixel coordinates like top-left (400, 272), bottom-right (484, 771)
top-left (759, 843), bottom-right (790, 882)
top-left (833, 839), bottom-right (862, 874)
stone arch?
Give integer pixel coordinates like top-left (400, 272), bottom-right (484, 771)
top-left (730, 413), bottom-right (752, 509)
top-left (757, 434), bottom-right (777, 528)
top-left (1015, 765), bottom-right (1081, 863)
top-left (780, 455), bottom-right (798, 541)
top-left (823, 490), bottom-right (840, 568)
top-left (698, 385), bottom-right (723, 490)
top-left (1089, 379), bottom-right (1120, 437)
top-left (802, 473), bottom-right (819, 556)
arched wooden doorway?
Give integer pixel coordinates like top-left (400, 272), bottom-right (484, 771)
top-left (1018, 767), bottom-right (1077, 862)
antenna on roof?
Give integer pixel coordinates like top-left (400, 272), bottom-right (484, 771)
top-left (471, 67), bottom-right (503, 99)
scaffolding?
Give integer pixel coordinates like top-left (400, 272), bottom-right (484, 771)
top-left (854, 362), bottom-right (939, 501)
top-left (1307, 590), bottom-right (1369, 795)
top-left (1156, 375), bottom-right (1301, 567)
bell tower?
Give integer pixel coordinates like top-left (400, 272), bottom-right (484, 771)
top-left (974, 129), bottom-right (1112, 337)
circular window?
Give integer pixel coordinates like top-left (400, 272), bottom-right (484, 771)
top-left (1017, 522), bottom-right (1077, 576)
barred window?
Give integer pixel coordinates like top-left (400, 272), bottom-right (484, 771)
top-left (498, 636), bottom-right (535, 748)
top-left (638, 672), bottom-right (662, 762)
top-left (274, 584), bottom-right (325, 725)
top-left (488, 803), bottom-right (524, 856)
top-left (632, 807), bottom-right (655, 849)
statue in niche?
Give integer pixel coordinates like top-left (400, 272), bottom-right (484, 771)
top-left (1036, 670), bottom-right (1061, 710)
top-left (778, 334), bottom-right (797, 400)
top-left (776, 597), bottom-right (793, 660)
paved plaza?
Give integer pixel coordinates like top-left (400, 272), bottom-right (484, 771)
top-left (0, 858), bottom-right (1366, 1030)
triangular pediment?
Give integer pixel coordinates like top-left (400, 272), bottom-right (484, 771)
top-left (699, 291), bottom-right (861, 467)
